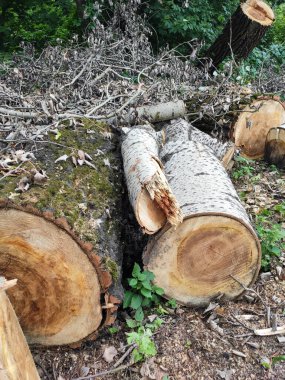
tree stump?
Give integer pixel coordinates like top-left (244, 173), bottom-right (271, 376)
top-left (0, 122), bottom-right (123, 345)
top-left (143, 121), bottom-right (261, 306)
top-left (265, 125), bottom-right (285, 168)
top-left (232, 99), bottom-right (285, 159)
top-left (0, 277), bottom-right (40, 380)
top-left (206, 0), bottom-right (274, 69)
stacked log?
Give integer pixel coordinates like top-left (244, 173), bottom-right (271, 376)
top-left (0, 122), bottom-right (123, 346)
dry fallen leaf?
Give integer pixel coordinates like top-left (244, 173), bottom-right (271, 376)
top-left (103, 346), bottom-right (118, 363)
top-left (55, 154), bottom-right (69, 163)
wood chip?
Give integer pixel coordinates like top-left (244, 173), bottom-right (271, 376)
top-left (254, 325), bottom-right (285, 336)
top-left (232, 350), bottom-right (247, 358)
top-left (277, 336), bottom-right (285, 343)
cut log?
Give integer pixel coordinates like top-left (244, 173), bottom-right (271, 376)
top-left (121, 125), bottom-right (183, 235)
top-left (206, 0), bottom-right (274, 69)
top-left (232, 99), bottom-right (285, 159)
top-left (143, 121), bottom-right (261, 306)
top-left (0, 122), bottom-right (123, 346)
top-left (265, 125), bottom-right (285, 168)
top-left (0, 277), bottom-right (40, 380)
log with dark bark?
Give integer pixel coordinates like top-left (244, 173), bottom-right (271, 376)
top-left (143, 120), bottom-right (261, 306)
top-left (265, 125), bottom-right (285, 168)
top-left (206, 0), bottom-right (274, 69)
top-left (0, 277), bottom-right (40, 380)
top-left (232, 99), bottom-right (285, 159)
top-left (0, 122), bottom-right (123, 346)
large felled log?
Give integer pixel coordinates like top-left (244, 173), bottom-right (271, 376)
top-left (0, 122), bottom-right (123, 346)
top-left (233, 99), bottom-right (285, 159)
top-left (121, 125), bottom-right (183, 234)
top-left (206, 0), bottom-right (274, 69)
top-left (144, 120), bottom-right (261, 306)
top-left (0, 277), bottom-right (40, 380)
top-left (265, 125), bottom-right (285, 168)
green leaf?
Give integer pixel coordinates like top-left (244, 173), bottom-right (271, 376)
top-left (135, 306), bottom-right (144, 322)
top-left (126, 319), bottom-right (139, 328)
top-left (132, 263), bottom-right (141, 278)
top-left (144, 270), bottom-right (155, 282)
top-left (142, 280), bottom-right (152, 290)
top-left (272, 355), bottom-right (285, 365)
top-left (123, 290), bottom-right (133, 309)
top-left (142, 297), bottom-right (151, 307)
top-left (130, 294), bottom-right (142, 309)
top-left (128, 278), bottom-right (138, 287)
top-left (141, 287), bottom-right (152, 298)
top-left (154, 286), bottom-right (164, 295)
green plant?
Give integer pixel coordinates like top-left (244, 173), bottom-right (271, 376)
top-left (255, 213), bottom-right (285, 270)
top-left (126, 326), bottom-right (157, 363)
top-left (261, 355), bottom-right (285, 369)
top-left (232, 156), bottom-right (255, 180)
top-left (123, 263), bottom-right (164, 322)
top-left (108, 326), bottom-right (119, 334)
top-left (274, 201), bottom-right (285, 217)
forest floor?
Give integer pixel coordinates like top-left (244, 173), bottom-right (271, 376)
top-left (32, 159), bottom-right (285, 380)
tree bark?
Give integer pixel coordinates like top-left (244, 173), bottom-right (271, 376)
top-left (233, 99), bottom-right (285, 159)
top-left (206, 0), bottom-right (274, 69)
top-left (0, 122), bottom-right (123, 346)
top-left (265, 125), bottom-right (285, 168)
top-left (0, 278), bottom-right (40, 380)
top-left (143, 121), bottom-right (261, 306)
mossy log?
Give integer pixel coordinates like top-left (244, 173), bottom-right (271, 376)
top-left (232, 99), bottom-right (285, 159)
top-left (206, 0), bottom-right (274, 69)
top-left (0, 122), bottom-right (123, 346)
top-left (0, 277), bottom-right (40, 380)
top-left (265, 125), bottom-right (285, 168)
top-left (143, 121), bottom-right (261, 306)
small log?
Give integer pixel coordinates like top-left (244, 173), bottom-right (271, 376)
top-left (121, 125), bottom-right (183, 235)
top-left (0, 122), bottom-right (123, 346)
top-left (233, 99), bottom-right (285, 159)
top-left (144, 121), bottom-right (261, 306)
top-left (0, 277), bottom-right (40, 380)
top-left (206, 0), bottom-right (274, 69)
top-left (265, 125), bottom-right (285, 168)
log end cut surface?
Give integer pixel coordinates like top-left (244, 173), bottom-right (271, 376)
top-left (265, 127), bottom-right (285, 168)
top-left (233, 99), bottom-right (285, 159)
top-left (241, 0), bottom-right (275, 26)
top-left (0, 209), bottom-right (102, 346)
top-left (144, 215), bottom-right (260, 306)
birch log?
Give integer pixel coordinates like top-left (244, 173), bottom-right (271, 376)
top-left (265, 125), bottom-right (285, 168)
top-left (233, 99), bottom-right (285, 159)
top-left (0, 278), bottom-right (40, 380)
top-left (143, 122), bottom-right (261, 306)
top-left (121, 125), bottom-right (182, 234)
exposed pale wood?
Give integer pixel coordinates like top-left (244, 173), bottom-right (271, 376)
top-left (254, 325), bottom-right (285, 336)
top-left (0, 278), bottom-right (40, 380)
top-left (265, 125), bottom-right (285, 168)
top-left (233, 99), bottom-right (285, 159)
top-left (206, 0), bottom-right (274, 69)
top-left (121, 125), bottom-right (182, 234)
top-left (144, 122), bottom-right (260, 306)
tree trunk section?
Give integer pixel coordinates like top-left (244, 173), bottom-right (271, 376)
top-left (206, 0), bottom-right (274, 69)
top-left (0, 278), bottom-right (40, 380)
top-left (143, 121), bottom-right (261, 306)
top-left (265, 125), bottom-right (285, 168)
top-left (0, 122), bottom-right (123, 346)
top-left (121, 125), bottom-right (183, 235)
top-left (232, 99), bottom-right (285, 159)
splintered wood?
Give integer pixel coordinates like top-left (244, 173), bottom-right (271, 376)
top-left (121, 125), bottom-right (183, 234)
top-left (140, 119), bottom-right (261, 306)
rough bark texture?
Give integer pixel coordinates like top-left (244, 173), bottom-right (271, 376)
top-left (233, 99), bottom-right (285, 159)
top-left (0, 278), bottom-right (40, 380)
top-left (265, 125), bottom-right (285, 168)
top-left (0, 121), bottom-right (123, 346)
top-left (144, 121), bottom-right (261, 306)
top-left (121, 125), bottom-right (182, 235)
top-left (206, 0), bottom-right (274, 69)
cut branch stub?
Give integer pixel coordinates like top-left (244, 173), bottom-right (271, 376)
top-left (144, 122), bottom-right (261, 306)
top-left (265, 125), bottom-right (285, 168)
top-left (206, 0), bottom-right (274, 69)
top-left (121, 125), bottom-right (182, 234)
top-left (233, 99), bottom-right (285, 159)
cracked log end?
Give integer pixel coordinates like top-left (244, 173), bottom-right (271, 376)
top-left (0, 208), bottom-right (102, 346)
top-left (241, 0), bottom-right (275, 26)
top-left (233, 99), bottom-right (285, 159)
top-left (265, 126), bottom-right (285, 168)
top-left (144, 215), bottom-right (260, 306)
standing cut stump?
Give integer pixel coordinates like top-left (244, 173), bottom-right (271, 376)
top-left (265, 125), bottom-right (285, 168)
top-left (0, 122), bottom-right (123, 346)
top-left (233, 99), bottom-right (285, 159)
top-left (144, 121), bottom-right (261, 306)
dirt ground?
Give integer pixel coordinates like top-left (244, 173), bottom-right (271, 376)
top-left (32, 159), bottom-right (285, 380)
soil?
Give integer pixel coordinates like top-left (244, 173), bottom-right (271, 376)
top-left (30, 159), bottom-right (285, 380)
